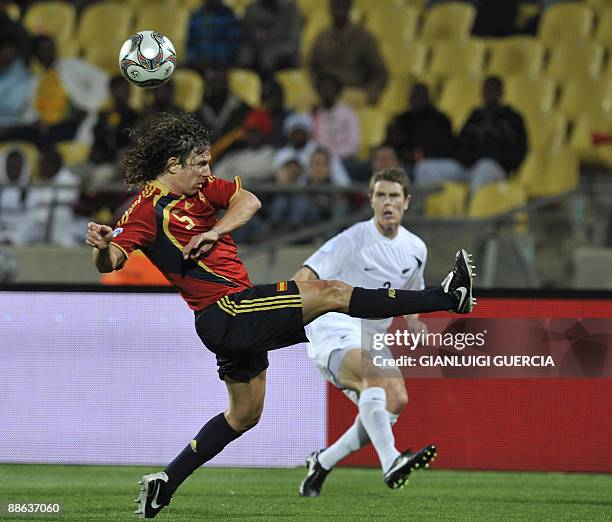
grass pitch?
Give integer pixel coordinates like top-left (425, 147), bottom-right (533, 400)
top-left (0, 464), bottom-right (610, 521)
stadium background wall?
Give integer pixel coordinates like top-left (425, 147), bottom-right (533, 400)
top-left (1, 288), bottom-right (611, 472)
top-left (329, 296), bottom-right (612, 473)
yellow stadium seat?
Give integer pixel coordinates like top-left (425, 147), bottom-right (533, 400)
top-left (547, 41), bottom-right (604, 82)
top-left (356, 108), bottom-right (387, 159)
top-left (595, 8), bottom-right (612, 48)
top-left (84, 38), bottom-right (126, 75)
top-left (569, 112), bottom-right (612, 165)
top-left (404, 0), bottom-right (426, 7)
top-left (585, 0), bottom-right (609, 13)
top-left (487, 37), bottom-right (544, 78)
top-left (59, 40), bottom-right (79, 59)
top-left (420, 1), bottom-right (476, 42)
top-left (558, 75), bottom-right (612, 121)
top-left (296, 0), bottom-right (330, 16)
top-left (365, 5), bottom-right (420, 44)
top-left (275, 69), bottom-right (317, 112)
top-left (504, 75), bottom-right (556, 117)
top-left (538, 2), bottom-right (594, 44)
top-left (173, 68), bottom-right (204, 112)
top-left (355, 0), bottom-right (401, 14)
top-left (223, 0), bottom-right (249, 16)
top-left (128, 0), bottom-right (180, 9)
top-left (380, 40), bottom-right (428, 78)
top-left (377, 76), bottom-right (411, 118)
top-left (128, 83), bottom-right (146, 111)
top-left (56, 141), bottom-right (91, 167)
top-left (437, 74), bottom-right (482, 131)
top-left (523, 110), bottom-right (567, 152)
top-left (425, 181), bottom-right (469, 218)
top-left (180, 0), bottom-right (203, 12)
top-left (6, 2), bottom-right (20, 21)
top-left (468, 181), bottom-right (527, 219)
top-left (24, 1), bottom-right (77, 48)
top-left (340, 87), bottom-right (368, 109)
top-left (229, 68), bottom-right (261, 107)
top-left (428, 39), bottom-right (485, 80)
top-left (78, 2), bottom-right (133, 54)
top-left (0, 141), bottom-right (39, 179)
top-left (135, 3), bottom-right (189, 59)
top-left (301, 10), bottom-right (330, 60)
top-left (297, 0), bottom-right (361, 20)
top-left (517, 149), bottom-right (579, 198)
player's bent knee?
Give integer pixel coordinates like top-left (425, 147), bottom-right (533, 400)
top-left (321, 280), bottom-right (352, 310)
top-left (227, 409), bottom-right (262, 432)
top-left (226, 399), bottom-right (264, 432)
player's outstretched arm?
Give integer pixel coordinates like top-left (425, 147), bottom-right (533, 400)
top-left (86, 222), bottom-right (126, 273)
top-left (183, 189), bottom-right (261, 260)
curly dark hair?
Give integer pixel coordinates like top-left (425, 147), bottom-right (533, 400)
top-left (121, 112), bottom-right (213, 187)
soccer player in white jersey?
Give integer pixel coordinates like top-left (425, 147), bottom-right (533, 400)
top-left (294, 167), bottom-right (437, 495)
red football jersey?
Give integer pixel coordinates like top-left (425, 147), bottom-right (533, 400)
top-left (111, 176), bottom-right (252, 310)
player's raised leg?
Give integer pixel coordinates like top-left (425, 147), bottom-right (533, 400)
top-left (134, 371), bottom-right (266, 518)
top-left (297, 249), bottom-right (475, 325)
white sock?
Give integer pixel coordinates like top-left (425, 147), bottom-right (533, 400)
top-left (318, 410), bottom-right (400, 470)
top-left (318, 414), bottom-right (369, 470)
top-left (357, 387), bottom-right (400, 473)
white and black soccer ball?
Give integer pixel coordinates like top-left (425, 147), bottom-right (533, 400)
top-left (118, 30), bottom-right (176, 89)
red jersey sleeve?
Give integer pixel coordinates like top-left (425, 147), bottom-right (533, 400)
top-left (110, 197), bottom-right (157, 259)
top-left (203, 175), bottom-right (241, 210)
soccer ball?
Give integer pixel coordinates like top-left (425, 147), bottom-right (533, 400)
top-left (118, 31), bottom-right (176, 89)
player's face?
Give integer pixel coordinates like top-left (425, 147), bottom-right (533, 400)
top-left (370, 180), bottom-right (410, 236)
top-left (174, 149), bottom-right (212, 196)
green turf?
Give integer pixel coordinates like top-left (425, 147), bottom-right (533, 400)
top-left (0, 464), bottom-right (610, 521)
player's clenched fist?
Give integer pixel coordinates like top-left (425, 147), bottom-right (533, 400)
top-left (86, 222), bottom-right (114, 250)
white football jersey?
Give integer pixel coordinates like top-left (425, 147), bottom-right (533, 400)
top-left (304, 218), bottom-right (427, 354)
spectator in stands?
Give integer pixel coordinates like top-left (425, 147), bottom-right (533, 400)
top-left (309, 0), bottom-right (388, 104)
top-left (195, 64), bottom-right (251, 159)
top-left (143, 79), bottom-right (181, 117)
top-left (91, 76), bottom-right (138, 166)
top-left (187, 0), bottom-right (241, 70)
top-left (471, 0), bottom-right (517, 37)
top-left (213, 108), bottom-right (277, 185)
top-left (239, 0), bottom-right (302, 76)
top-left (88, 76), bottom-right (138, 189)
top-left (0, 33), bottom-right (35, 136)
top-left (262, 79), bottom-right (290, 148)
top-left (455, 76), bottom-right (527, 192)
top-left (28, 147), bottom-right (81, 246)
top-left (371, 143), bottom-right (401, 172)
top-left (0, 3), bottom-right (29, 54)
top-left (304, 146), bottom-right (349, 220)
top-left (28, 35), bottom-right (108, 147)
top-left (274, 112), bottom-right (350, 187)
top-left (344, 142), bottom-right (402, 183)
top-left (386, 82), bottom-right (456, 184)
top-left (269, 158), bottom-right (302, 229)
top-left (311, 73), bottom-right (360, 161)
top-left (270, 147), bottom-right (348, 228)
top-left (0, 147), bottom-right (35, 245)
top-left (386, 82), bottom-right (455, 168)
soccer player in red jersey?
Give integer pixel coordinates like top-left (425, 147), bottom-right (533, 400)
top-left (85, 112), bottom-right (475, 519)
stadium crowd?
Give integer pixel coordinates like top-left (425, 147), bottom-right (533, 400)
top-left (1, 0), bottom-right (611, 249)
